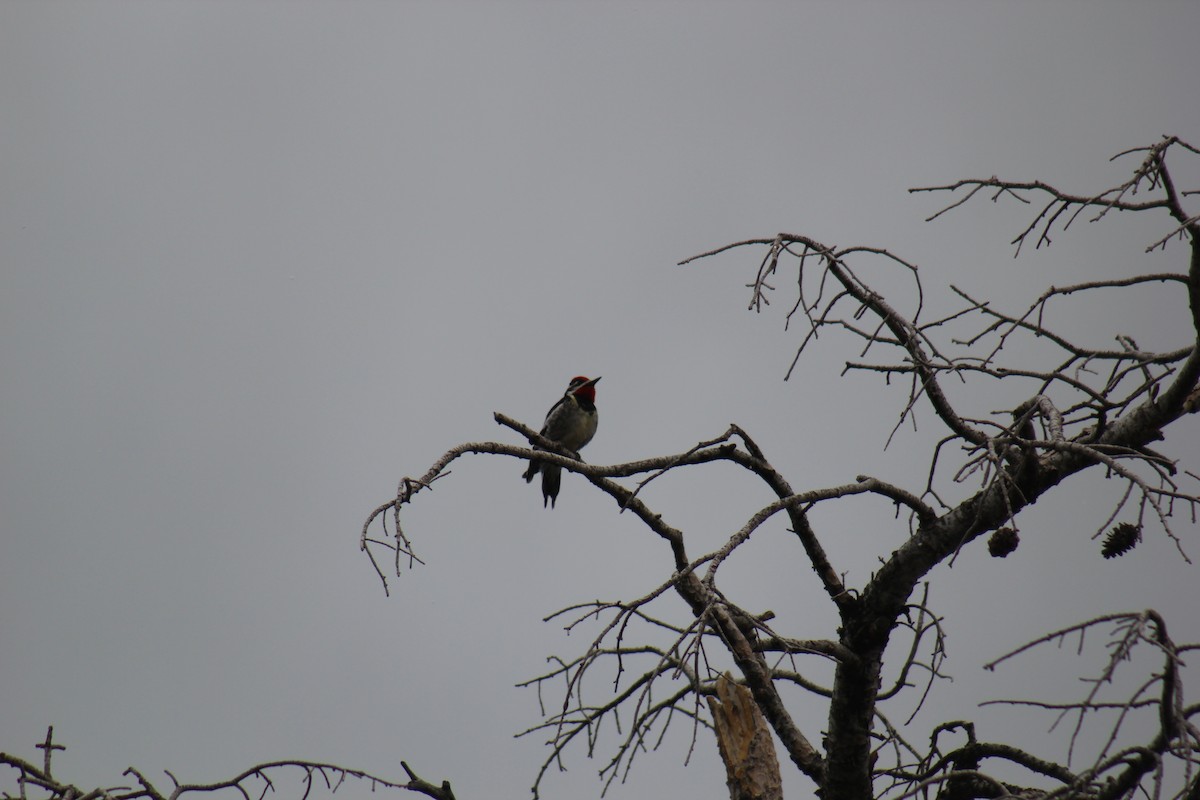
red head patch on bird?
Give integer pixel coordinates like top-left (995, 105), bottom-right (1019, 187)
top-left (568, 375), bottom-right (600, 404)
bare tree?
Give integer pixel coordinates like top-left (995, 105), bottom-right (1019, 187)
top-left (363, 137), bottom-right (1200, 799)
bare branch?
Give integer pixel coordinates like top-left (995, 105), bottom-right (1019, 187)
top-left (2, 735), bottom-right (442, 800)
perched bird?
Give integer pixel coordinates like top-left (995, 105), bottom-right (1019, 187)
top-left (522, 376), bottom-right (601, 508)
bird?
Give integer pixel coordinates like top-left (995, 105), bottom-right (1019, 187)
top-left (522, 376), bottom-right (600, 508)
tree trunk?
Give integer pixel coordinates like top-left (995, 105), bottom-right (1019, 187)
top-left (707, 673), bottom-right (784, 800)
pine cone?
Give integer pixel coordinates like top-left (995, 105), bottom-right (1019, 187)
top-left (1102, 523), bottom-right (1140, 558)
top-left (988, 527), bottom-right (1020, 557)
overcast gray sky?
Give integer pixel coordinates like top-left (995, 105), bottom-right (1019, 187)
top-left (3, 2), bottom-right (1199, 798)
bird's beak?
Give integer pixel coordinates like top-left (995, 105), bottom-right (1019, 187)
top-left (584, 376), bottom-right (601, 387)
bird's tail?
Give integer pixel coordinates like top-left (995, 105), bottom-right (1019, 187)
top-left (540, 463), bottom-right (561, 508)
top-left (523, 449), bottom-right (560, 508)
